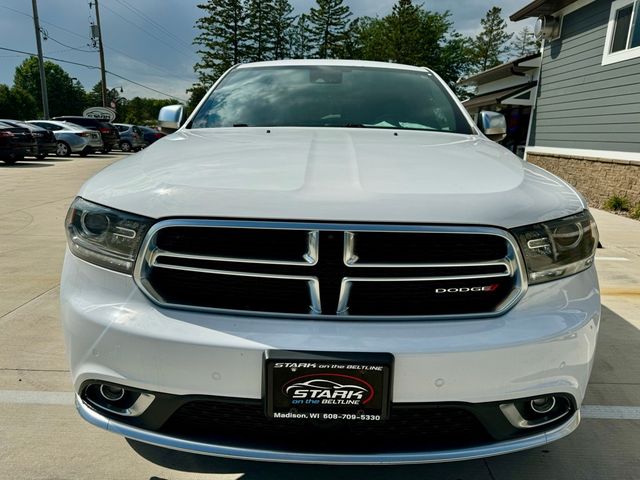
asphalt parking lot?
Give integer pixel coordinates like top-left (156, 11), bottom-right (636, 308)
top-left (0, 153), bottom-right (639, 479)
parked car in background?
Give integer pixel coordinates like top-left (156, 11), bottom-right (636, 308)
top-left (0, 119), bottom-right (56, 159)
top-left (140, 126), bottom-right (166, 146)
top-left (113, 123), bottom-right (146, 152)
top-left (0, 121), bottom-right (35, 165)
top-left (52, 116), bottom-right (119, 153)
top-left (28, 120), bottom-right (103, 157)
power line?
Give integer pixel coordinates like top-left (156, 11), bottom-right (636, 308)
top-left (0, 46), bottom-right (187, 102)
top-left (111, 0), bottom-right (194, 51)
top-left (105, 43), bottom-right (196, 82)
top-left (100, 2), bottom-right (198, 61)
top-left (0, 4), bottom-right (92, 43)
top-left (0, 4), bottom-right (194, 88)
top-left (0, 4), bottom-right (31, 18)
top-left (42, 32), bottom-right (97, 53)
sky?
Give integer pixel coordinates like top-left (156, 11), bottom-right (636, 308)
top-left (0, 0), bottom-right (534, 102)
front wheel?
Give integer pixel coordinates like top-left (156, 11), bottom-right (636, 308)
top-left (120, 141), bottom-right (132, 152)
top-left (56, 141), bottom-right (70, 157)
top-left (2, 157), bottom-right (18, 165)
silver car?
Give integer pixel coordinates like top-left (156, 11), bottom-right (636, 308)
top-left (27, 120), bottom-right (103, 157)
top-left (113, 123), bottom-right (146, 152)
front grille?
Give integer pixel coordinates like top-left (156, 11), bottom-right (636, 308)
top-left (160, 400), bottom-right (492, 453)
top-left (135, 221), bottom-right (525, 318)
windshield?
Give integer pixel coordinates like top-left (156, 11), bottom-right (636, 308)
top-left (190, 66), bottom-right (472, 134)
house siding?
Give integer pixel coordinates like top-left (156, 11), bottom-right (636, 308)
top-left (530, 0), bottom-right (640, 152)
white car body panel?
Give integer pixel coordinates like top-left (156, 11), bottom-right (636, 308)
top-left (61, 59), bottom-right (600, 464)
top-left (62, 252), bottom-right (599, 403)
top-left (78, 128), bottom-right (584, 228)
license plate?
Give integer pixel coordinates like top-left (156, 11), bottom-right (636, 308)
top-left (265, 351), bottom-right (393, 422)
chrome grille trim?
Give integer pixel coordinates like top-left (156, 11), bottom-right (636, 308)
top-left (151, 223), bottom-right (319, 266)
top-left (133, 220), bottom-right (528, 320)
top-left (151, 258), bottom-right (322, 314)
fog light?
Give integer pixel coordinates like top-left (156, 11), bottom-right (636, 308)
top-left (99, 384), bottom-right (125, 401)
top-left (531, 396), bottom-right (556, 414)
top-left (84, 382), bottom-right (155, 417)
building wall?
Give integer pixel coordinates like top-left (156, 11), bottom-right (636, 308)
top-left (530, 0), bottom-right (640, 152)
top-left (528, 153), bottom-right (640, 208)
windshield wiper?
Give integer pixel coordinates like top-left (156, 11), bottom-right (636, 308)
top-left (233, 123), bottom-right (249, 127)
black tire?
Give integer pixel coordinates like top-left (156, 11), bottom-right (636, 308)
top-left (36, 153), bottom-right (47, 160)
top-left (56, 141), bottom-right (70, 157)
top-left (79, 150), bottom-right (90, 157)
top-left (120, 141), bottom-right (132, 152)
top-left (2, 157), bottom-right (18, 165)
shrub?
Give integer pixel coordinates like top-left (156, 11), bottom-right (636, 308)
top-left (631, 204), bottom-right (640, 220)
top-left (603, 195), bottom-right (631, 212)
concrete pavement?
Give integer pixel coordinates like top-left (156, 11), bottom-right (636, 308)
top-left (0, 154), bottom-right (639, 479)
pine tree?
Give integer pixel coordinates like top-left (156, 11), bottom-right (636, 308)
top-left (307, 0), bottom-right (352, 59)
top-left (272, 0), bottom-right (296, 59)
top-left (290, 13), bottom-right (311, 59)
top-left (386, 0), bottom-right (423, 65)
top-left (342, 18), bottom-right (364, 59)
top-left (355, 2), bottom-right (472, 89)
top-left (511, 26), bottom-right (540, 57)
top-left (192, 0), bottom-right (247, 88)
top-left (471, 7), bottom-right (513, 71)
top-left (246, 0), bottom-right (275, 61)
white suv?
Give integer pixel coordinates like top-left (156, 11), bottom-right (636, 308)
top-left (61, 60), bottom-right (600, 464)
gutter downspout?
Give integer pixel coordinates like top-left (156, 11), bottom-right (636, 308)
top-left (524, 41), bottom-right (544, 162)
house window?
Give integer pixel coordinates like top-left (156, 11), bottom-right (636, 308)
top-left (603, 0), bottom-right (640, 65)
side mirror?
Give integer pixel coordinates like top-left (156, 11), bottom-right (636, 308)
top-left (158, 105), bottom-right (184, 133)
top-left (478, 111), bottom-right (507, 142)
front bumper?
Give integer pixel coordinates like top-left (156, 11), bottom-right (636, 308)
top-left (60, 250), bottom-right (600, 461)
top-left (77, 394), bottom-right (581, 464)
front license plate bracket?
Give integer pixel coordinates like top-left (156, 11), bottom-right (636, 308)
top-left (264, 351), bottom-right (393, 422)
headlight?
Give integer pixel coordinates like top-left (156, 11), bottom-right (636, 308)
top-left (65, 197), bottom-right (153, 274)
top-left (512, 210), bottom-right (598, 285)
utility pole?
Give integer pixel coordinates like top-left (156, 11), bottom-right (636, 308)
top-left (93, 0), bottom-right (108, 107)
top-left (31, 0), bottom-right (49, 119)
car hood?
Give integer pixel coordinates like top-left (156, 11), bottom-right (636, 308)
top-left (79, 127), bottom-right (584, 228)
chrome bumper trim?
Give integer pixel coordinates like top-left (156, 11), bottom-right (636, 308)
top-left (76, 395), bottom-right (580, 465)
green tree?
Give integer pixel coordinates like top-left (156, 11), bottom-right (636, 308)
top-left (187, 84), bottom-right (209, 112)
top-left (356, 16), bottom-right (389, 61)
top-left (272, 0), bottom-right (296, 59)
top-left (386, 0), bottom-right (424, 65)
top-left (13, 57), bottom-right (87, 117)
top-left (355, 1), bottom-right (472, 88)
top-left (86, 81), bottom-right (122, 108)
top-left (470, 7), bottom-right (513, 71)
top-left (0, 84), bottom-right (38, 120)
top-left (342, 18), bottom-right (364, 59)
top-left (511, 26), bottom-right (540, 57)
top-left (246, 0), bottom-right (275, 61)
top-left (290, 13), bottom-right (311, 58)
top-left (121, 97), bottom-right (175, 125)
top-left (193, 0), bottom-right (247, 90)
top-left (308, 0), bottom-right (352, 58)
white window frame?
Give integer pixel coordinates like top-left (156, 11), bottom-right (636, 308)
top-left (602, 0), bottom-right (640, 65)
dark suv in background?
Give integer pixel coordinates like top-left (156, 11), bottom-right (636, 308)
top-left (0, 121), bottom-right (36, 165)
top-left (53, 116), bottom-right (119, 153)
top-left (0, 119), bottom-right (56, 159)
